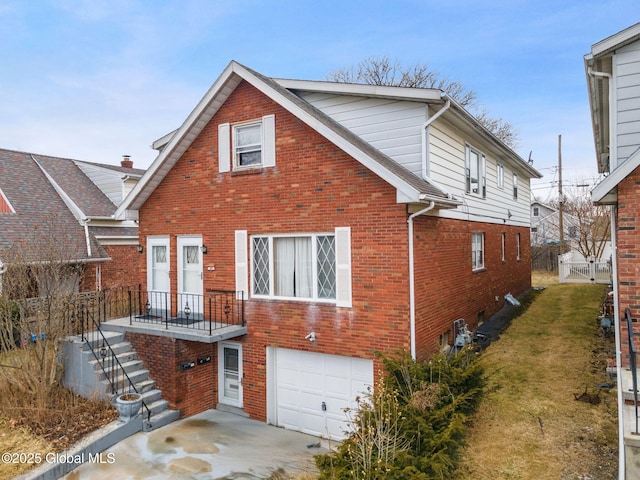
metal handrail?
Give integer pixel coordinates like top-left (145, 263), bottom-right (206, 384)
top-left (129, 289), bottom-right (245, 334)
top-left (626, 307), bottom-right (639, 434)
top-left (79, 303), bottom-right (151, 423)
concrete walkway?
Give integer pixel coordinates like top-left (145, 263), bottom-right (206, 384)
top-left (62, 410), bottom-right (327, 479)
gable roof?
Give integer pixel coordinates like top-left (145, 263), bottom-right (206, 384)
top-left (118, 61), bottom-right (539, 218)
top-left (0, 148), bottom-right (124, 264)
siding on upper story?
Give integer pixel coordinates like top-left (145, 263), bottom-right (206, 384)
top-left (615, 40), bottom-right (640, 165)
top-left (295, 91), bottom-right (427, 176)
top-left (426, 116), bottom-right (531, 227)
top-left (74, 162), bottom-right (137, 207)
top-left (295, 91), bottom-right (532, 227)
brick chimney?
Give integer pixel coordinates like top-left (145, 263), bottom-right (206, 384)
top-left (121, 155), bottom-right (133, 168)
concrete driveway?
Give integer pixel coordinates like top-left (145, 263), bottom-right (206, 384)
top-left (63, 410), bottom-right (328, 479)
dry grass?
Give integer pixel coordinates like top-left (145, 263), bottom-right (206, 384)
top-left (455, 272), bottom-right (618, 479)
top-left (0, 376), bottom-right (118, 478)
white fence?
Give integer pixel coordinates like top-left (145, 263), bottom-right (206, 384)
top-left (558, 255), bottom-right (612, 284)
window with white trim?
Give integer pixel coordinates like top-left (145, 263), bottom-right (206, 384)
top-left (501, 232), bottom-right (506, 262)
top-left (497, 163), bottom-right (504, 189)
top-left (513, 173), bottom-right (518, 200)
top-left (532, 206), bottom-right (539, 217)
top-left (234, 122), bottom-right (262, 167)
top-left (472, 232), bottom-right (485, 271)
top-left (219, 115), bottom-right (275, 173)
top-left (465, 145), bottom-right (486, 198)
top-left (251, 233), bottom-right (337, 301)
top-left (516, 233), bottom-right (521, 261)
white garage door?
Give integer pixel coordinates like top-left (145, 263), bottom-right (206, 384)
top-left (270, 348), bottom-right (373, 440)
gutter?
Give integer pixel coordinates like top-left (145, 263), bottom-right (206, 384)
top-left (408, 201), bottom-right (435, 359)
top-left (587, 67), bottom-right (614, 171)
top-left (422, 98), bottom-right (451, 180)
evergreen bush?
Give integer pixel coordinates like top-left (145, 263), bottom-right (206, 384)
top-left (316, 348), bottom-right (484, 479)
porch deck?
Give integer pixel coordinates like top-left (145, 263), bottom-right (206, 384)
top-left (100, 316), bottom-right (247, 343)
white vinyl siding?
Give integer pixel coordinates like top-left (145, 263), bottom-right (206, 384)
top-left (615, 42), bottom-right (640, 166)
top-left (74, 161), bottom-right (135, 206)
top-left (296, 92), bottom-right (427, 176)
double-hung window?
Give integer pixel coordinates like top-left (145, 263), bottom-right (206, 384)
top-left (497, 163), bottom-right (504, 189)
top-left (465, 145), bottom-right (486, 198)
top-left (472, 232), bottom-right (485, 271)
top-left (252, 234), bottom-right (337, 301)
top-left (234, 123), bottom-right (262, 167)
top-left (218, 115), bottom-right (276, 173)
top-left (513, 173), bottom-right (519, 200)
top-left (516, 233), bottom-right (521, 261)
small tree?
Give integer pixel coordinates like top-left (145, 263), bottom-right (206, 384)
top-left (0, 215), bottom-right (85, 416)
top-left (326, 55), bottom-right (519, 148)
top-left (545, 184), bottom-right (611, 260)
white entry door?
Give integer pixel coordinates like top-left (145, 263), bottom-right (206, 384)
top-left (268, 348), bottom-right (373, 440)
top-left (218, 342), bottom-right (243, 407)
top-left (177, 236), bottom-right (203, 318)
top-left (146, 237), bottom-right (170, 315)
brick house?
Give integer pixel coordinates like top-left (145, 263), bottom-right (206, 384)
top-left (0, 149), bottom-right (143, 295)
top-left (586, 22), bottom-right (640, 477)
top-left (115, 61), bottom-right (540, 438)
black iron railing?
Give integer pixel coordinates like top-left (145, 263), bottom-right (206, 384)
top-left (78, 303), bottom-right (151, 422)
top-left (626, 307), bottom-right (639, 434)
top-left (129, 289), bottom-right (245, 335)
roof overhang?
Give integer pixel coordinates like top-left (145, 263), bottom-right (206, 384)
top-left (117, 61), bottom-right (461, 218)
top-left (585, 22), bottom-right (640, 174)
top-left (592, 146), bottom-right (640, 205)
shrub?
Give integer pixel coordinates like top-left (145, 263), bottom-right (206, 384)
top-left (316, 348), bottom-right (484, 479)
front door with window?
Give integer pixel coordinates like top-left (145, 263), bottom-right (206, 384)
top-left (218, 342), bottom-right (243, 408)
top-left (177, 236), bottom-right (203, 319)
top-left (147, 237), bottom-right (170, 315)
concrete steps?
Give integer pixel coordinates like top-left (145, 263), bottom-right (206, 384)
top-left (63, 329), bottom-right (179, 432)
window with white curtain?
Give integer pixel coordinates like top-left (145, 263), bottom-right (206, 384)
top-left (251, 234), bottom-right (336, 301)
top-left (472, 232), bottom-right (485, 271)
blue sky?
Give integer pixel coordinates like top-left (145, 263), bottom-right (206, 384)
top-left (1, 0), bottom-right (638, 201)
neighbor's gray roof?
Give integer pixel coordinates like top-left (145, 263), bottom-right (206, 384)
top-left (0, 149), bottom-right (113, 263)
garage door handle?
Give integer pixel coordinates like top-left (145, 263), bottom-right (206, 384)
top-left (321, 401), bottom-right (327, 411)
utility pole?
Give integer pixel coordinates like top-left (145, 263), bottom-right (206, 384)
top-left (558, 134), bottom-right (564, 254)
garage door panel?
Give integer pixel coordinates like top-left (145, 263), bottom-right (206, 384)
top-left (272, 348), bottom-right (373, 440)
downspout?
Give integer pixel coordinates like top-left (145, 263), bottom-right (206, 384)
top-left (83, 220), bottom-right (92, 257)
top-left (610, 205), bottom-right (624, 480)
top-left (588, 67), bottom-right (623, 479)
top-left (422, 98), bottom-right (451, 180)
top-left (408, 200), bottom-right (435, 360)
top-left (587, 68), bottom-right (615, 169)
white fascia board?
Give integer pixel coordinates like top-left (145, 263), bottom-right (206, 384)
top-left (591, 22), bottom-right (640, 58)
top-left (592, 147), bottom-right (640, 203)
top-left (116, 61), bottom-right (242, 217)
top-left (274, 78), bottom-right (444, 103)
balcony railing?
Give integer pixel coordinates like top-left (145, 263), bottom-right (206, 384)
top-left (129, 289), bottom-right (245, 335)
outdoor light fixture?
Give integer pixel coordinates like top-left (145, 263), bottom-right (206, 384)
top-left (201, 245), bottom-right (208, 254)
top-left (137, 245), bottom-right (144, 253)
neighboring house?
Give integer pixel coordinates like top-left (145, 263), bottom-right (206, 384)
top-left (114, 61), bottom-right (541, 438)
top-left (586, 22), bottom-right (640, 478)
top-left (530, 200), bottom-right (580, 246)
top-left (0, 149), bottom-right (143, 295)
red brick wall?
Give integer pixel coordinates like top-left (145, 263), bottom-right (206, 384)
top-left (615, 166), bottom-right (640, 365)
top-left (414, 216), bottom-right (532, 358)
top-left (126, 332), bottom-right (218, 417)
top-left (135, 80), bottom-right (533, 420)
top-left (100, 244), bottom-right (141, 289)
